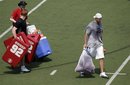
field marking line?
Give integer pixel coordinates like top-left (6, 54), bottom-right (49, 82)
top-left (28, 0), bottom-right (46, 15)
top-left (0, 0), bottom-right (3, 2)
top-left (106, 55), bottom-right (130, 85)
top-left (0, 0), bottom-right (47, 39)
top-left (106, 72), bottom-right (127, 76)
top-left (0, 26), bottom-right (12, 39)
top-left (50, 70), bottom-right (57, 75)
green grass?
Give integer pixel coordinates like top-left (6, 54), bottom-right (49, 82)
top-left (0, 0), bottom-right (130, 85)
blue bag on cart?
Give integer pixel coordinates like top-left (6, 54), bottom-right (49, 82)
top-left (36, 36), bottom-right (52, 58)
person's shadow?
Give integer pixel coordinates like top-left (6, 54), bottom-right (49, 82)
top-left (95, 68), bottom-right (100, 74)
top-left (3, 44), bottom-right (130, 74)
top-left (76, 74), bottom-right (95, 78)
top-left (29, 57), bottom-right (52, 69)
top-left (4, 56), bottom-right (52, 74)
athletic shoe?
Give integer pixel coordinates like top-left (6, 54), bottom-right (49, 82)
top-left (100, 72), bottom-right (109, 78)
top-left (21, 66), bottom-right (30, 73)
top-left (80, 72), bottom-right (85, 77)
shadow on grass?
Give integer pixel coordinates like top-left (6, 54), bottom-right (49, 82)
top-left (4, 67), bottom-right (21, 74)
top-left (2, 45), bottom-right (130, 75)
top-left (3, 57), bottom-right (52, 74)
top-left (105, 45), bottom-right (130, 55)
top-left (95, 68), bottom-right (100, 74)
top-left (76, 74), bottom-right (95, 78)
top-left (33, 45), bottom-right (130, 71)
top-left (29, 57), bottom-right (52, 68)
top-left (32, 60), bottom-right (78, 71)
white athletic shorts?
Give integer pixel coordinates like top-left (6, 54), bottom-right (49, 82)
top-left (88, 46), bottom-right (105, 59)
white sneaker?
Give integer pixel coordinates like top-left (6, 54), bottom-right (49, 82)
top-left (100, 72), bottom-right (109, 78)
top-left (21, 66), bottom-right (30, 73)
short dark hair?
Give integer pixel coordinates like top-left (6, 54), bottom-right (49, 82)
top-left (18, 1), bottom-right (27, 7)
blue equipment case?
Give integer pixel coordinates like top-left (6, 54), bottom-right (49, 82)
top-left (36, 37), bottom-right (52, 58)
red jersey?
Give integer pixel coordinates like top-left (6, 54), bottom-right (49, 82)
top-left (11, 7), bottom-right (22, 21)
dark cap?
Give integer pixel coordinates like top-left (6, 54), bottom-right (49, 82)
top-left (18, 1), bottom-right (27, 7)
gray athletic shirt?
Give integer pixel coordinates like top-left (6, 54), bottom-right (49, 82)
top-left (85, 20), bottom-right (103, 48)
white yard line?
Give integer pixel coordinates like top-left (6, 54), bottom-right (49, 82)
top-left (106, 72), bottom-right (127, 76)
top-left (0, 26), bottom-right (12, 39)
top-left (28, 0), bottom-right (46, 15)
top-left (50, 70), bottom-right (57, 75)
top-left (0, 0), bottom-right (47, 39)
top-left (106, 55), bottom-right (130, 85)
top-left (0, 0), bottom-right (3, 2)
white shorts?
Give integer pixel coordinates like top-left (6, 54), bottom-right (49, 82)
top-left (88, 46), bottom-right (105, 59)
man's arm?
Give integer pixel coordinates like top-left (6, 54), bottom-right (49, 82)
top-left (10, 17), bottom-right (16, 23)
top-left (83, 32), bottom-right (88, 49)
top-left (83, 25), bottom-right (91, 49)
top-left (12, 26), bottom-right (17, 38)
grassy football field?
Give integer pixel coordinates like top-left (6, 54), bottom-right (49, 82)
top-left (0, 0), bottom-right (130, 85)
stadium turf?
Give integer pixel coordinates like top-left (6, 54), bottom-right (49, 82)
top-left (0, 0), bottom-right (130, 85)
